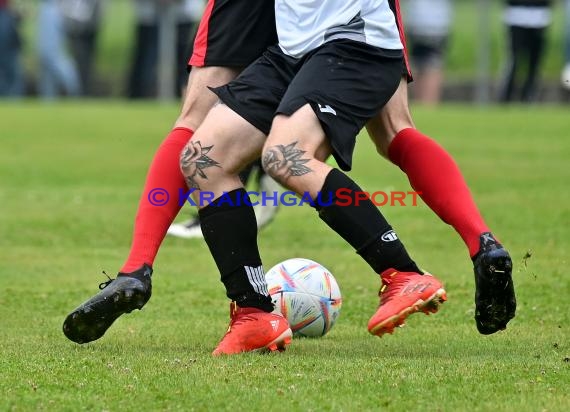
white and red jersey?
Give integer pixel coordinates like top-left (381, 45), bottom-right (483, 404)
top-left (275, 0), bottom-right (403, 58)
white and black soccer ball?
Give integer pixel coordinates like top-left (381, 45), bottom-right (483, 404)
top-left (265, 258), bottom-right (342, 338)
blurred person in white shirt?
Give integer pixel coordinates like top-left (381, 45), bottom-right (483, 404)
top-left (404, 0), bottom-right (453, 105)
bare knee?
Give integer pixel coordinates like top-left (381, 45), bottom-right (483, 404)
top-left (175, 66), bottom-right (241, 130)
top-left (180, 103), bottom-right (266, 195)
top-left (179, 139), bottom-right (210, 189)
top-left (261, 144), bottom-right (287, 185)
top-left (261, 115), bottom-right (328, 183)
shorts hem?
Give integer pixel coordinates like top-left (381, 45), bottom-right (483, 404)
top-left (276, 95), bottom-right (352, 171)
top-left (209, 86), bottom-right (271, 135)
top-left (189, 58), bottom-right (255, 68)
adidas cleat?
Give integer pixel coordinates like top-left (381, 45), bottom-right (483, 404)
top-left (212, 302), bottom-right (292, 355)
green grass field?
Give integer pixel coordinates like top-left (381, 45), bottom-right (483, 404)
top-left (1, 102), bottom-right (569, 411)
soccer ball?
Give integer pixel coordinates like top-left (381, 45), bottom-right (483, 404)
top-left (265, 258), bottom-right (342, 337)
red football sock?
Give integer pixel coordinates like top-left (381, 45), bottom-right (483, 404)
top-left (388, 128), bottom-right (489, 257)
top-left (121, 127), bottom-right (193, 273)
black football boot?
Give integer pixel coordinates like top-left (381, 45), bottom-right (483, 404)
top-left (63, 264), bottom-right (152, 344)
top-left (472, 233), bottom-right (516, 334)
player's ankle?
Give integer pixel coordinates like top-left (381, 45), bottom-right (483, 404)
top-left (234, 292), bottom-right (274, 312)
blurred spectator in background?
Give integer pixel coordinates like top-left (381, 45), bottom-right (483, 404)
top-left (0, 0), bottom-right (25, 97)
top-left (127, 0), bottom-right (202, 99)
top-left (562, 0), bottom-right (570, 91)
top-left (174, 0), bottom-right (203, 96)
top-left (403, 0), bottom-right (453, 105)
top-left (498, 0), bottom-right (552, 103)
top-left (37, 0), bottom-right (81, 99)
top-left (61, 0), bottom-right (104, 96)
top-left (127, 0), bottom-right (158, 98)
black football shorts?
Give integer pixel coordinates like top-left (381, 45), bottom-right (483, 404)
top-left (211, 39), bottom-right (404, 171)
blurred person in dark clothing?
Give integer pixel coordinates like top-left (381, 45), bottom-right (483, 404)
top-left (0, 0), bottom-right (24, 97)
top-left (499, 0), bottom-right (552, 102)
top-left (127, 0), bottom-right (159, 98)
top-left (174, 0), bottom-right (202, 96)
top-left (61, 0), bottom-right (104, 96)
top-left (127, 0), bottom-right (202, 99)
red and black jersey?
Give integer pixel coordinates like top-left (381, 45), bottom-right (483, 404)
top-left (189, 0), bottom-right (276, 68)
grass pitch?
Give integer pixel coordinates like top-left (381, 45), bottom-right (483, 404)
top-left (0, 102), bottom-right (569, 411)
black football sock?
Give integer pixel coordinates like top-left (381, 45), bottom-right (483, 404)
top-left (316, 169), bottom-right (421, 274)
top-left (198, 189), bottom-right (273, 312)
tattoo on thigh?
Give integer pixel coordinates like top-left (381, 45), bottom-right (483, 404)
top-left (262, 141), bottom-right (312, 180)
top-left (180, 141), bottom-right (220, 189)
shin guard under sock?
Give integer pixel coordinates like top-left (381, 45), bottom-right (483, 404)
top-left (121, 127), bottom-right (193, 273)
top-left (199, 189), bottom-right (273, 311)
top-left (317, 169), bottom-right (420, 274)
top-left (388, 128), bottom-right (490, 257)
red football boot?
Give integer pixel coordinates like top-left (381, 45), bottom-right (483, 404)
top-left (212, 302), bottom-right (293, 355)
top-left (368, 269), bottom-right (447, 337)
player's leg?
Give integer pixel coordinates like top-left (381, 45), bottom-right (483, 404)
top-left (264, 105), bottom-right (445, 337)
top-left (367, 78), bottom-right (515, 335)
top-left (123, 0), bottom-right (256, 269)
top-left (120, 66), bottom-right (239, 250)
top-left (262, 40), bottom-right (446, 337)
top-left (179, 49), bottom-right (294, 355)
top-left (263, 105), bottom-right (417, 277)
top-left (181, 110), bottom-right (292, 356)
top-left (168, 0), bottom-right (280, 238)
top-left (368, 77), bottom-right (493, 256)
top-left (123, 0), bottom-right (277, 271)
top-left (378, 0), bottom-right (515, 334)
top-left (62, 0), bottom-right (277, 344)
top-left (174, 66), bottom-right (240, 131)
top-left (61, 66), bottom-right (241, 345)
